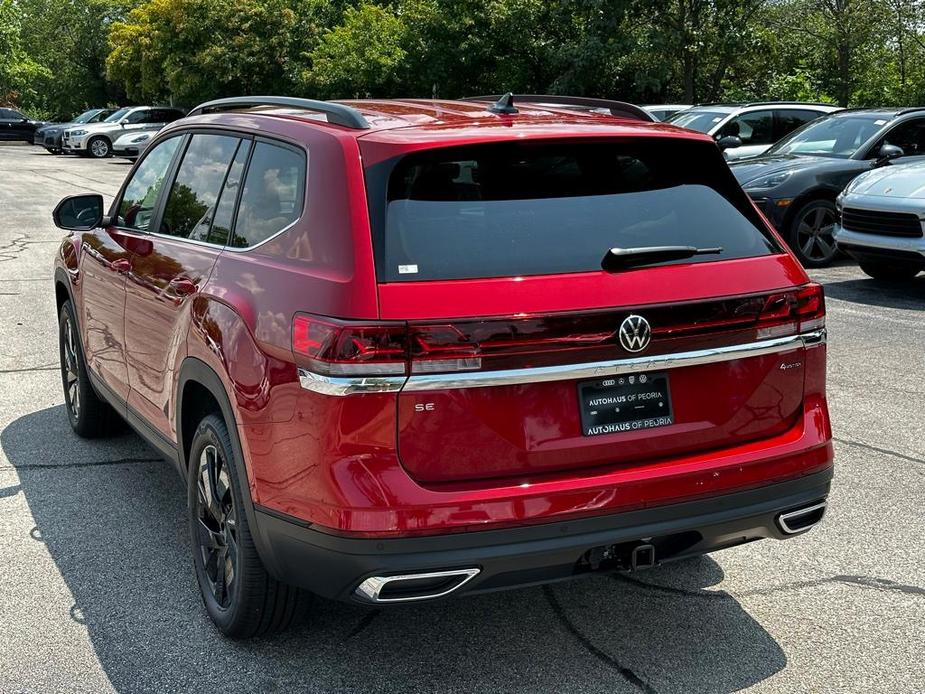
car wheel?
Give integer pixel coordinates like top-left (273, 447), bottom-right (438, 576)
top-left (858, 259), bottom-right (923, 281)
top-left (188, 413), bottom-right (309, 638)
top-left (788, 199), bottom-right (838, 268)
top-left (87, 136), bottom-right (111, 159)
top-left (58, 300), bottom-right (120, 437)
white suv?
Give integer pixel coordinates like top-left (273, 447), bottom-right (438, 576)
top-left (666, 102), bottom-right (841, 161)
top-left (62, 106), bottom-right (184, 158)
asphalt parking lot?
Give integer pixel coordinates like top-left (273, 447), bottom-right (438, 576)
top-left (0, 141), bottom-right (923, 694)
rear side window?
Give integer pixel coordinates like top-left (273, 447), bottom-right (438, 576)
top-left (231, 141), bottom-right (306, 248)
top-left (160, 133), bottom-right (240, 239)
top-left (370, 140), bottom-right (780, 282)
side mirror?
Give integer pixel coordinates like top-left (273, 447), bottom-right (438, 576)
top-left (717, 135), bottom-right (743, 151)
top-left (876, 144), bottom-right (904, 165)
top-left (53, 194), bottom-right (105, 231)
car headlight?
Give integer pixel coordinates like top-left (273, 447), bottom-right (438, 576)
top-left (70, 129), bottom-right (87, 136)
top-left (743, 171), bottom-right (793, 190)
top-left (130, 134), bottom-right (151, 143)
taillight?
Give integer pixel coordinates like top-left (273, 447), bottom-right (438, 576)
top-left (292, 314), bottom-right (407, 376)
top-left (757, 283), bottom-right (825, 339)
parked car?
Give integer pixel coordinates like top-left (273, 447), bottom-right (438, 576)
top-left (730, 108), bottom-right (925, 267)
top-left (33, 108), bottom-right (119, 153)
top-left (666, 102), bottom-right (840, 161)
top-left (643, 104), bottom-right (691, 121)
top-left (62, 106), bottom-right (185, 158)
top-left (52, 94), bottom-right (832, 638)
top-left (112, 128), bottom-right (160, 160)
top-left (833, 160), bottom-right (925, 280)
top-left (0, 108), bottom-right (47, 142)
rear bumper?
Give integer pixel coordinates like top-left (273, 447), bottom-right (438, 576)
top-left (252, 467), bottom-right (833, 603)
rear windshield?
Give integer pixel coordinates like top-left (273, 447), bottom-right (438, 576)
top-left (367, 139), bottom-right (780, 282)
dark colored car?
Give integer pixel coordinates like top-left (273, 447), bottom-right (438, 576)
top-left (730, 108), bottom-right (925, 267)
top-left (34, 108), bottom-right (119, 153)
top-left (51, 95), bottom-right (833, 638)
top-left (0, 108), bottom-right (46, 142)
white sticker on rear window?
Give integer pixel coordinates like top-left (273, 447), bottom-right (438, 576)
top-left (875, 119), bottom-right (887, 125)
top-left (398, 264), bottom-right (419, 274)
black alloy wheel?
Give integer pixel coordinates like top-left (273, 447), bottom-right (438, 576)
top-left (188, 414), bottom-right (307, 638)
top-left (789, 199), bottom-right (838, 268)
top-left (194, 442), bottom-right (238, 609)
top-left (57, 300), bottom-right (119, 437)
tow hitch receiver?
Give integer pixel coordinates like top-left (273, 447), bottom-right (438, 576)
top-left (585, 541), bottom-right (657, 572)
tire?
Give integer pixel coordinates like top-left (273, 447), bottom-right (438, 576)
top-left (859, 259), bottom-right (923, 281)
top-left (787, 199), bottom-right (838, 268)
top-left (188, 413), bottom-right (308, 638)
top-left (58, 300), bottom-right (121, 437)
top-left (86, 136), bottom-right (111, 159)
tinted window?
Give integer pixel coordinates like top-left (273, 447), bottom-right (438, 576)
top-left (372, 140), bottom-right (778, 282)
top-left (117, 136), bottom-right (182, 231)
top-left (160, 134), bottom-right (240, 239)
top-left (871, 118), bottom-right (925, 157)
top-left (231, 141), bottom-right (305, 248)
top-left (125, 110), bottom-right (151, 123)
top-left (160, 109), bottom-right (184, 123)
top-left (665, 110), bottom-right (729, 133)
top-left (767, 114), bottom-right (884, 158)
top-left (719, 110), bottom-right (775, 146)
top-left (196, 139), bottom-right (251, 245)
top-left (775, 110), bottom-right (822, 140)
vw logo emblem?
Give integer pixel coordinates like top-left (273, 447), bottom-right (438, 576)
top-left (619, 315), bottom-right (651, 353)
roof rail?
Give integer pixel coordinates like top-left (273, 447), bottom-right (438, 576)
top-left (463, 94), bottom-right (656, 122)
top-left (187, 96), bottom-right (371, 130)
top-left (897, 106), bottom-right (925, 116)
top-left (743, 100), bottom-right (838, 108)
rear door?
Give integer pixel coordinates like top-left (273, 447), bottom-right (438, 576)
top-left (363, 137), bottom-right (822, 484)
top-left (124, 132), bottom-right (249, 440)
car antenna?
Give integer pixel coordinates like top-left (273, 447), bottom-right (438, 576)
top-left (488, 92), bottom-right (519, 115)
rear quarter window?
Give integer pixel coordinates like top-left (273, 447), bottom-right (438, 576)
top-left (366, 139), bottom-right (781, 282)
top-left (231, 141), bottom-right (306, 248)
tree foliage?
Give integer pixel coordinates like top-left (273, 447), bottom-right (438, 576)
top-left (7, 0), bottom-right (925, 117)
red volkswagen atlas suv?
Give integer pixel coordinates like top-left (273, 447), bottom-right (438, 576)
top-left (52, 94), bottom-right (833, 638)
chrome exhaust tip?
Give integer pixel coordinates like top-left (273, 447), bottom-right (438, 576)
top-left (777, 500), bottom-right (827, 535)
top-left (354, 568), bottom-right (480, 604)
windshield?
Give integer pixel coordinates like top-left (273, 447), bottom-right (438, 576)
top-left (665, 110), bottom-right (729, 133)
top-left (766, 114), bottom-right (887, 158)
top-left (368, 140), bottom-right (779, 282)
top-left (73, 109), bottom-right (101, 124)
top-left (104, 107), bottom-right (131, 123)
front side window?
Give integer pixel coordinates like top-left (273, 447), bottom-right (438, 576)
top-left (371, 140), bottom-right (779, 282)
top-left (719, 110), bottom-right (775, 146)
top-left (775, 110), bottom-right (823, 140)
top-left (870, 118), bottom-right (925, 158)
top-left (231, 141), bottom-right (306, 248)
top-left (123, 110), bottom-right (150, 124)
top-left (160, 134), bottom-right (241, 239)
top-left (117, 136), bottom-right (182, 231)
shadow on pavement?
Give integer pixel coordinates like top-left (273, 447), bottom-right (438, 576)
top-left (822, 275), bottom-right (925, 311)
top-left (3, 406), bottom-right (787, 694)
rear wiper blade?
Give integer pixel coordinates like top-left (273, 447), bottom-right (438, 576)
top-left (601, 245), bottom-right (723, 272)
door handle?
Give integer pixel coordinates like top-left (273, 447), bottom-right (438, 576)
top-left (111, 258), bottom-right (132, 273)
top-left (169, 277), bottom-right (198, 296)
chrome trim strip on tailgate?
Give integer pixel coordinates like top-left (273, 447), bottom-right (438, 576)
top-left (298, 330), bottom-right (825, 395)
top-left (402, 330), bottom-right (826, 392)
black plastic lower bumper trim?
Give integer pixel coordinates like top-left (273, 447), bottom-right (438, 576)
top-left (251, 468), bottom-right (833, 603)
